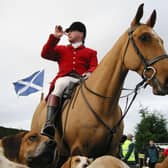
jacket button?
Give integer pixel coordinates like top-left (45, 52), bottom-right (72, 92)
top-left (73, 61), bottom-right (76, 64)
top-left (73, 51), bottom-right (76, 54)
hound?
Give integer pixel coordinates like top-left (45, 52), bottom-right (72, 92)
top-left (61, 155), bottom-right (92, 168)
top-left (0, 131), bottom-right (56, 167)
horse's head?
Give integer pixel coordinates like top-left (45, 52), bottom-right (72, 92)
top-left (124, 4), bottom-right (168, 95)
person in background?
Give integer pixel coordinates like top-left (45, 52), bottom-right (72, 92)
top-left (40, 21), bottom-right (98, 139)
top-left (146, 140), bottom-right (159, 168)
top-left (119, 134), bottom-right (127, 159)
top-left (122, 133), bottom-right (137, 168)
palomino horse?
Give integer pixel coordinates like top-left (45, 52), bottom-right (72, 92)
top-left (31, 3), bottom-right (168, 165)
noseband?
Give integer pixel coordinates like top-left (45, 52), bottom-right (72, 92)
top-left (128, 25), bottom-right (168, 88)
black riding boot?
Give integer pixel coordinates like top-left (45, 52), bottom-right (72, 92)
top-left (41, 95), bottom-right (59, 139)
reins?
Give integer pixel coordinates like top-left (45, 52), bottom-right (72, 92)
top-left (80, 78), bottom-right (145, 134)
top-left (83, 74), bottom-right (137, 99)
top-left (78, 24), bottom-right (168, 140)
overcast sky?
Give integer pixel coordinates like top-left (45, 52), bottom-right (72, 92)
top-left (0, 0), bottom-right (168, 134)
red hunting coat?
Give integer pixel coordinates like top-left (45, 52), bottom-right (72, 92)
top-left (41, 34), bottom-right (98, 95)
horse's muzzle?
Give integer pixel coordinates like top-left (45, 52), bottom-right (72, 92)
top-left (153, 84), bottom-right (168, 96)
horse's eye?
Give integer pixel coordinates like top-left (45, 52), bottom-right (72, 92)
top-left (139, 33), bottom-right (151, 42)
top-left (28, 135), bottom-right (38, 142)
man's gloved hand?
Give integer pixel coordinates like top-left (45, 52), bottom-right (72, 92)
top-left (54, 25), bottom-right (64, 39)
top-left (82, 72), bottom-right (91, 80)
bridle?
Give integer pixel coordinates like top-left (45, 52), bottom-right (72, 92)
top-left (128, 25), bottom-right (168, 88)
top-left (78, 24), bottom-right (168, 154)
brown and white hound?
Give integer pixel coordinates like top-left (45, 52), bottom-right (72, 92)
top-left (0, 131), bottom-right (56, 168)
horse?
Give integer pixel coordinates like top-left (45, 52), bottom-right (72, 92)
top-left (31, 3), bottom-right (168, 166)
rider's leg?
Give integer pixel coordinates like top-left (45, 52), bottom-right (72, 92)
top-left (41, 76), bottom-right (79, 138)
top-left (41, 94), bottom-right (59, 138)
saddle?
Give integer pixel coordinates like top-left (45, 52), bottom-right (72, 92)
top-left (61, 71), bottom-right (82, 104)
top-left (63, 82), bottom-right (79, 100)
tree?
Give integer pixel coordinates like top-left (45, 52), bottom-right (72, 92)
top-left (134, 107), bottom-right (168, 152)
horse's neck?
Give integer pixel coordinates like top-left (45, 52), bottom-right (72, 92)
top-left (86, 33), bottom-right (128, 113)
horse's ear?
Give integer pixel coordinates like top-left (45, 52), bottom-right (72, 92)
top-left (146, 10), bottom-right (157, 28)
top-left (131, 3), bottom-right (144, 27)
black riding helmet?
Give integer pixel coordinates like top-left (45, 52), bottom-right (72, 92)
top-left (65, 21), bottom-right (87, 40)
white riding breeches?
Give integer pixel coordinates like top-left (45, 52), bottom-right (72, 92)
top-left (52, 76), bottom-right (80, 97)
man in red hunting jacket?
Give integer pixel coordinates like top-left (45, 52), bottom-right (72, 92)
top-left (41, 21), bottom-right (98, 138)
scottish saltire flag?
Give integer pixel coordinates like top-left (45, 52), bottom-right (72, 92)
top-left (13, 70), bottom-right (44, 96)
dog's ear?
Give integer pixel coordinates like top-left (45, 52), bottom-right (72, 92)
top-left (61, 157), bottom-right (72, 168)
top-left (2, 132), bottom-right (27, 162)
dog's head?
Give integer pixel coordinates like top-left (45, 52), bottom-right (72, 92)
top-left (1, 131), bottom-right (28, 162)
top-left (1, 131), bottom-right (56, 168)
top-left (61, 156), bottom-right (93, 168)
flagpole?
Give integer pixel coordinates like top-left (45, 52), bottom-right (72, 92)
top-left (40, 83), bottom-right (44, 102)
top-left (40, 69), bottom-right (45, 102)
top-left (40, 92), bottom-right (44, 101)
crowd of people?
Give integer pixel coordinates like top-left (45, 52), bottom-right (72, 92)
top-left (119, 134), bottom-right (168, 168)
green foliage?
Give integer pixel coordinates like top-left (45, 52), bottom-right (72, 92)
top-left (135, 107), bottom-right (168, 152)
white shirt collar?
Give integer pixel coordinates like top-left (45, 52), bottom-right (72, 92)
top-left (71, 41), bottom-right (83, 49)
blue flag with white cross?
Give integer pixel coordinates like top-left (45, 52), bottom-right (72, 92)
top-left (13, 70), bottom-right (44, 96)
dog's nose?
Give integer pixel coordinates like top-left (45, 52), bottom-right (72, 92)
top-left (83, 163), bottom-right (89, 168)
